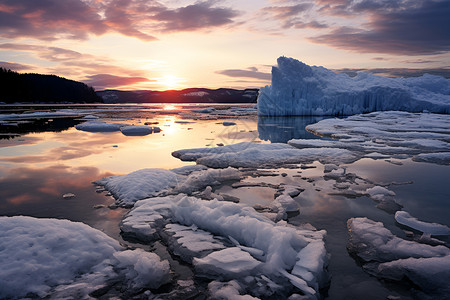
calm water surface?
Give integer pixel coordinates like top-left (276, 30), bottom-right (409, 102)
top-left (1, 104), bottom-right (449, 299)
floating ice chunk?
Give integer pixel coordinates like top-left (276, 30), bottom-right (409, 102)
top-left (170, 164), bottom-right (207, 175)
top-left (413, 152), bottom-right (450, 165)
top-left (165, 223), bottom-right (226, 263)
top-left (82, 115), bottom-right (99, 120)
top-left (194, 247), bottom-right (262, 279)
top-left (348, 218), bottom-right (450, 298)
top-left (174, 167), bottom-right (241, 194)
top-left (120, 125), bottom-right (153, 136)
top-left (0, 110), bottom-right (83, 121)
top-left (323, 164), bottom-right (339, 173)
top-left (95, 168), bottom-right (180, 207)
top-left (62, 193), bottom-right (75, 199)
top-left (377, 255), bottom-right (450, 297)
top-left (208, 280), bottom-right (259, 300)
top-left (365, 186), bottom-right (396, 200)
top-left (122, 195), bottom-right (328, 297)
top-left (347, 217), bottom-right (449, 263)
top-left (120, 196), bottom-right (176, 242)
top-left (270, 194), bottom-right (300, 221)
top-left (75, 120), bottom-right (125, 132)
top-left (258, 56), bottom-right (450, 116)
top-left (193, 107), bottom-right (216, 113)
top-left (0, 216), bottom-right (170, 299)
top-left (365, 152), bottom-right (390, 159)
top-left (292, 240), bottom-right (328, 291)
top-left (302, 112), bottom-right (450, 164)
top-left (395, 211), bottom-right (450, 235)
top-left (174, 142), bottom-right (358, 168)
top-left (228, 235), bottom-right (265, 260)
top-left (113, 249), bottom-right (170, 289)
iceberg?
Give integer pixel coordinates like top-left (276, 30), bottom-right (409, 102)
top-left (258, 57), bottom-right (450, 116)
top-left (0, 216), bottom-right (170, 299)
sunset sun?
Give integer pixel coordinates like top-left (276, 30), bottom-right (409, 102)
top-left (158, 74), bottom-right (183, 90)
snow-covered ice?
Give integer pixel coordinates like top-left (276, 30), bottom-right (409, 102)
top-left (173, 142), bottom-right (358, 168)
top-left (75, 120), bottom-right (125, 132)
top-left (0, 216), bottom-right (170, 299)
top-left (258, 56), bottom-right (450, 116)
top-left (120, 125), bottom-right (153, 136)
top-left (347, 217), bottom-right (450, 298)
top-left (194, 247), bottom-right (262, 279)
top-left (95, 167), bottom-right (241, 207)
top-left (94, 168), bottom-right (181, 206)
top-left (395, 211), bottom-right (450, 236)
top-left (0, 109), bottom-right (84, 121)
top-left (289, 111), bottom-right (450, 165)
top-left (120, 194), bottom-right (329, 298)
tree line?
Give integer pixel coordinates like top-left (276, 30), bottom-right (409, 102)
top-left (0, 68), bottom-right (102, 103)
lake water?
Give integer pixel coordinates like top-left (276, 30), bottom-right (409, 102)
top-left (1, 103), bottom-right (449, 299)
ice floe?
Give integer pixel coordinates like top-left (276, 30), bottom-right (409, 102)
top-left (94, 168), bottom-right (181, 206)
top-left (95, 167), bottom-right (241, 207)
top-left (0, 216), bottom-right (170, 299)
top-left (173, 142), bottom-right (358, 168)
top-left (258, 56), bottom-right (450, 116)
top-left (347, 217), bottom-right (450, 298)
top-left (75, 120), bottom-right (125, 132)
top-left (395, 211), bottom-right (450, 236)
top-left (289, 111), bottom-right (450, 164)
top-left (0, 109), bottom-right (84, 121)
top-left (120, 194), bottom-right (329, 298)
top-left (120, 125), bottom-right (154, 136)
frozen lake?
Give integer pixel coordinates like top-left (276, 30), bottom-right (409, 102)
top-left (0, 104), bottom-right (449, 299)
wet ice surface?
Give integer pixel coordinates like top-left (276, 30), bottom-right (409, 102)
top-left (1, 105), bottom-right (450, 299)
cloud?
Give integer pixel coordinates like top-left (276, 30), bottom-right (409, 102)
top-left (309, 0), bottom-right (450, 55)
top-left (0, 0), bottom-right (240, 41)
top-left (334, 67), bottom-right (450, 79)
top-left (0, 0), bottom-right (108, 40)
top-left (152, 1), bottom-right (240, 32)
top-left (0, 60), bottom-right (35, 71)
top-left (216, 68), bottom-right (271, 81)
top-left (0, 42), bottom-right (151, 89)
top-left (259, 3), bottom-right (327, 29)
top-left (83, 74), bottom-right (152, 90)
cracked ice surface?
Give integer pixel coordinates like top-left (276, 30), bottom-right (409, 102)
top-left (0, 216), bottom-right (170, 299)
top-left (289, 111), bottom-right (450, 165)
top-left (121, 194), bottom-right (328, 298)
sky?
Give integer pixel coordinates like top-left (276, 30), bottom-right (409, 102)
top-left (0, 0), bottom-right (449, 91)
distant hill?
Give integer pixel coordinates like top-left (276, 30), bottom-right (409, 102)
top-left (0, 68), bottom-right (102, 104)
top-left (97, 88), bottom-right (259, 104)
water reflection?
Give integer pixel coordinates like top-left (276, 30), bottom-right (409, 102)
top-left (0, 117), bottom-right (83, 139)
top-left (258, 115), bottom-right (331, 143)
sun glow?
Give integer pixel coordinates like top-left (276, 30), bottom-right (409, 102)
top-left (157, 75), bottom-right (184, 90)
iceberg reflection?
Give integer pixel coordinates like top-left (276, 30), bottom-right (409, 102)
top-left (258, 115), bottom-right (330, 143)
